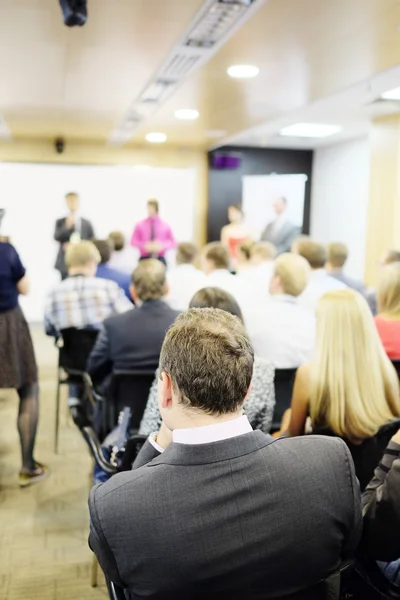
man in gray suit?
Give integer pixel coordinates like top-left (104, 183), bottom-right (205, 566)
top-left (54, 192), bottom-right (94, 278)
top-left (89, 308), bottom-right (362, 600)
top-left (261, 196), bottom-right (300, 254)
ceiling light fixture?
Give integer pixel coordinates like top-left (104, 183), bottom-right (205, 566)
top-left (381, 86), bottom-right (400, 101)
top-left (227, 64), bottom-right (259, 79)
top-left (279, 123), bottom-right (342, 138)
top-left (174, 109), bottom-right (199, 120)
top-left (145, 132), bottom-right (167, 143)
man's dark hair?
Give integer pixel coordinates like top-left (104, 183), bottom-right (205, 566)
top-left (147, 198), bottom-right (159, 213)
top-left (160, 308), bottom-right (254, 415)
top-left (296, 237), bottom-right (326, 269)
top-left (203, 242), bottom-right (230, 270)
top-left (190, 287), bottom-right (244, 323)
top-left (65, 191), bottom-right (78, 198)
top-left (176, 242), bottom-right (198, 265)
top-left (108, 231), bottom-right (125, 252)
top-left (92, 239), bottom-right (112, 265)
top-left (132, 259), bottom-right (166, 301)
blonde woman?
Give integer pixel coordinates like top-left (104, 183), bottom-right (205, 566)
top-left (286, 289), bottom-right (400, 490)
top-left (375, 262), bottom-right (400, 359)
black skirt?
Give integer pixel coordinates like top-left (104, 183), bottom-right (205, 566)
top-left (0, 305), bottom-right (38, 388)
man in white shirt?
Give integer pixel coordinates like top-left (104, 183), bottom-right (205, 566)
top-left (293, 236), bottom-right (347, 314)
top-left (201, 242), bottom-right (254, 318)
top-left (165, 242), bottom-right (206, 310)
top-left (247, 253), bottom-right (316, 368)
top-left (89, 308), bottom-right (361, 600)
top-left (238, 241), bottom-right (276, 299)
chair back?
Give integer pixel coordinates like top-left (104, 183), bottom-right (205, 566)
top-left (59, 327), bottom-right (99, 372)
top-left (271, 368), bottom-right (297, 430)
top-left (391, 360), bottom-right (400, 381)
top-left (110, 370), bottom-right (155, 431)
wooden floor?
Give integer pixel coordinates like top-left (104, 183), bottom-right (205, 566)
top-left (0, 327), bottom-right (108, 600)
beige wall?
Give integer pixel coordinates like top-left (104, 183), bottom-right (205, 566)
top-left (0, 139), bottom-right (208, 246)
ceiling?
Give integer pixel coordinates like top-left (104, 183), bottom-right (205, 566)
top-left (1, 0), bottom-right (400, 149)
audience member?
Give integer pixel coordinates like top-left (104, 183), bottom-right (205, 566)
top-left (54, 192), bottom-right (95, 279)
top-left (44, 241), bottom-right (131, 337)
top-left (201, 242), bottom-right (253, 317)
top-left (235, 239), bottom-right (255, 273)
top-left (366, 249), bottom-right (400, 315)
top-left (87, 259), bottom-right (179, 387)
top-left (93, 239), bottom-right (132, 302)
top-left (237, 241), bottom-right (276, 296)
top-left (0, 234), bottom-right (48, 486)
top-left (108, 230), bottom-right (137, 275)
top-left (293, 236), bottom-right (346, 313)
top-left (139, 287), bottom-right (275, 436)
top-left (362, 427), bottom-right (400, 561)
top-left (164, 242), bottom-right (206, 311)
top-left (374, 262), bottom-right (400, 359)
top-left (326, 242), bottom-right (366, 294)
top-left (247, 253), bottom-right (315, 368)
top-left (220, 204), bottom-right (251, 268)
top-left (89, 307), bottom-right (362, 600)
top-left (285, 289), bottom-right (400, 490)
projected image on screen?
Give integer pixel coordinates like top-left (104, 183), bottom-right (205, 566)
top-left (242, 174), bottom-right (307, 254)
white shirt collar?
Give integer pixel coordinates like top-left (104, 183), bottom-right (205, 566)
top-left (208, 269), bottom-right (231, 278)
top-left (173, 415), bottom-right (252, 445)
top-left (310, 268), bottom-right (327, 280)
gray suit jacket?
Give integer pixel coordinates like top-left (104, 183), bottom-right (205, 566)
top-left (261, 220), bottom-right (300, 254)
top-left (89, 432), bottom-right (361, 600)
top-left (54, 216), bottom-right (94, 274)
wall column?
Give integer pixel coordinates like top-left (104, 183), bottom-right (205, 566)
top-left (365, 115), bottom-right (400, 285)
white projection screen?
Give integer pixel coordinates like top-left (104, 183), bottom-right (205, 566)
top-left (242, 174), bottom-right (308, 238)
top-left (0, 163), bottom-right (197, 321)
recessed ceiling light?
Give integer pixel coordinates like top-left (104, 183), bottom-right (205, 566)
top-left (145, 132), bottom-right (167, 143)
top-left (279, 123), bottom-right (342, 138)
top-left (205, 129), bottom-right (227, 138)
top-left (227, 64), bottom-right (259, 79)
top-left (174, 109), bottom-right (199, 120)
top-left (381, 86), bottom-right (400, 100)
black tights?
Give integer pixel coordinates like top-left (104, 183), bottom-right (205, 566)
top-left (17, 382), bottom-right (39, 473)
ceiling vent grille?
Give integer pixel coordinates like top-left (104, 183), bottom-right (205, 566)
top-left (108, 0), bottom-right (266, 146)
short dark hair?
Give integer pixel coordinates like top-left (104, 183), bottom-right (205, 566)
top-left (296, 237), bottom-right (326, 269)
top-left (176, 242), bottom-right (198, 265)
top-left (147, 198), bottom-right (159, 213)
top-left (132, 259), bottom-right (166, 301)
top-left (160, 308), bottom-right (254, 415)
top-left (229, 204), bottom-right (243, 214)
top-left (108, 231), bottom-right (125, 252)
top-left (65, 192), bottom-right (78, 198)
top-left (203, 242), bottom-right (230, 270)
top-left (92, 240), bottom-right (112, 265)
top-left (189, 287), bottom-right (244, 322)
top-left (327, 242), bottom-right (348, 268)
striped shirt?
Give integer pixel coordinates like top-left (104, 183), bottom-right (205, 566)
top-left (44, 274), bottom-right (132, 336)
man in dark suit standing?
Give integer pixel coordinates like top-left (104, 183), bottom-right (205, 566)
top-left (261, 196), bottom-right (300, 254)
top-left (54, 192), bottom-right (95, 279)
top-left (89, 308), bottom-right (362, 600)
top-left (87, 259), bottom-right (179, 389)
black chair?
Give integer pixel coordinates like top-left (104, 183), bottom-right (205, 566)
top-left (108, 580), bottom-right (127, 600)
top-left (55, 327), bottom-right (99, 452)
top-left (347, 553), bottom-right (400, 599)
top-left (271, 368), bottom-right (297, 432)
top-left (391, 360), bottom-right (400, 381)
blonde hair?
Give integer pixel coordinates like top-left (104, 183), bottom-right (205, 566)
top-left (274, 253), bottom-right (310, 297)
top-left (310, 289), bottom-right (400, 442)
top-left (327, 242), bottom-right (348, 268)
top-left (377, 262), bottom-right (400, 317)
top-left (65, 241), bottom-right (100, 269)
top-left (251, 242), bottom-right (276, 261)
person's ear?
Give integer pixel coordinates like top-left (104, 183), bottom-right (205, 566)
top-left (130, 285), bottom-right (139, 303)
top-left (160, 371), bottom-right (173, 409)
top-left (243, 381), bottom-right (253, 405)
top-left (269, 274), bottom-right (279, 294)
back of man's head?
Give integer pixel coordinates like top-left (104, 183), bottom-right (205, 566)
top-left (65, 241), bottom-right (100, 274)
top-left (92, 239), bottom-right (112, 265)
top-left (202, 242), bottom-right (230, 273)
top-left (251, 241), bottom-right (277, 264)
top-left (271, 253), bottom-right (310, 297)
top-left (294, 237), bottom-right (326, 270)
top-left (108, 231), bottom-right (125, 252)
top-left (160, 308), bottom-right (253, 416)
top-left (176, 242), bottom-right (198, 266)
top-left (327, 242), bottom-right (348, 269)
top-left (131, 259), bottom-right (166, 302)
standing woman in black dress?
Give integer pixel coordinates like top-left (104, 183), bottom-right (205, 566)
top-left (0, 210), bottom-right (48, 486)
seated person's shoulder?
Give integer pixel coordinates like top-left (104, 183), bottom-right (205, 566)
top-left (271, 434), bottom-right (352, 467)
